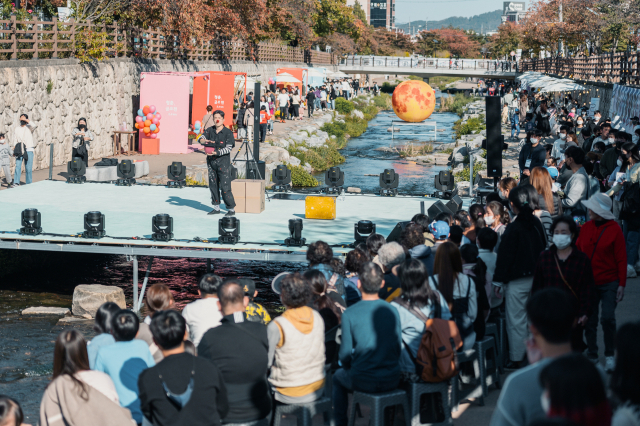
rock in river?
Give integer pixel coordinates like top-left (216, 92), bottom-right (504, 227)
top-left (72, 284), bottom-right (126, 318)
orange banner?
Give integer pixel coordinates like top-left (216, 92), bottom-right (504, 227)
top-left (192, 71), bottom-right (246, 129)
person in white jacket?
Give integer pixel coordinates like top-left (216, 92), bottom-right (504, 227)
top-left (13, 113), bottom-right (37, 186)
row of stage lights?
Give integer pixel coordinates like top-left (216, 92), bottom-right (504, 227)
top-left (19, 208), bottom-right (378, 247)
top-left (67, 159), bottom-right (188, 187)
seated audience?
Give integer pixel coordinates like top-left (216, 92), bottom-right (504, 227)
top-left (87, 302), bottom-right (120, 369)
top-left (333, 262), bottom-right (401, 426)
top-left (305, 269), bottom-right (343, 366)
top-left (476, 227), bottom-right (501, 308)
top-left (448, 225), bottom-right (465, 247)
top-left (366, 233), bottom-right (387, 268)
top-left (307, 241), bottom-right (345, 297)
top-left (94, 310), bottom-right (155, 424)
top-left (267, 273), bottom-right (325, 403)
top-left (181, 274), bottom-right (223, 347)
top-left (40, 330), bottom-right (131, 426)
top-left (428, 220), bottom-right (451, 260)
top-left (377, 242), bottom-right (406, 302)
top-left (139, 284), bottom-right (177, 362)
top-left (0, 396), bottom-right (28, 426)
top-left (460, 244), bottom-right (491, 338)
top-left (139, 310), bottom-right (228, 426)
top-left (490, 288), bottom-right (574, 426)
top-left (412, 213), bottom-right (435, 247)
top-left (401, 223), bottom-right (432, 273)
top-left (344, 248), bottom-right (370, 306)
top-left (390, 259), bottom-right (451, 378)
top-left (237, 278), bottom-right (271, 324)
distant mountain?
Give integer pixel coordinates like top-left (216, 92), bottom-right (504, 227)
top-left (396, 10), bottom-right (502, 34)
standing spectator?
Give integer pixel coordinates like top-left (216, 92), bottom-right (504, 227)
top-left (498, 177), bottom-right (518, 204)
top-left (537, 104), bottom-right (551, 137)
top-left (291, 89), bottom-right (301, 120)
top-left (197, 281), bottom-right (271, 425)
top-left (519, 130), bottom-right (547, 182)
top-left (576, 193), bottom-right (627, 372)
top-left (333, 262), bottom-right (401, 426)
top-left (606, 142), bottom-right (640, 277)
top-left (610, 322), bottom-right (640, 426)
top-left (490, 288), bottom-right (574, 426)
top-left (236, 103), bottom-right (247, 140)
top-left (202, 105), bottom-right (215, 131)
top-left (561, 146), bottom-right (590, 215)
top-left (344, 248), bottom-right (369, 306)
top-left (429, 242), bottom-right (478, 350)
top-left (460, 244), bottom-right (492, 338)
top-left (181, 274), bottom-right (223, 347)
top-left (139, 310), bottom-right (228, 426)
top-left (277, 90), bottom-right (289, 123)
top-left (13, 113), bottom-right (37, 186)
top-left (267, 97), bottom-right (275, 135)
top-left (484, 200), bottom-right (510, 240)
top-left (376, 241), bottom-right (406, 302)
top-left (539, 354), bottom-right (611, 426)
top-left (305, 89), bottom-right (315, 118)
top-left (532, 216), bottom-right (596, 351)
top-left (258, 105), bottom-right (270, 143)
top-left (0, 134), bottom-right (11, 187)
top-left (531, 167), bottom-right (562, 219)
top-left (526, 185), bottom-right (553, 245)
top-left (391, 259), bottom-right (451, 379)
top-left (267, 273), bottom-right (325, 403)
top-left (243, 102), bottom-right (255, 142)
top-left (494, 185), bottom-right (547, 367)
top-left (87, 302), bottom-right (121, 369)
top-left (307, 240), bottom-right (346, 297)
top-left (71, 118), bottom-right (93, 167)
top-left (94, 310), bottom-right (155, 424)
top-left (40, 330), bottom-right (132, 426)
top-left (477, 227), bottom-right (501, 308)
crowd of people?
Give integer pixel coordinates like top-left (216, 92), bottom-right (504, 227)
top-left (0, 179), bottom-right (638, 426)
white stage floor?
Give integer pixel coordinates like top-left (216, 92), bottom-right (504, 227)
top-left (0, 181), bottom-right (463, 261)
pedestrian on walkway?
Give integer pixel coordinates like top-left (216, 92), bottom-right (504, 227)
top-left (576, 192), bottom-right (627, 372)
top-left (0, 134), bottom-right (12, 188)
top-left (13, 113), bottom-right (37, 186)
top-left (306, 89), bottom-right (316, 118)
top-left (277, 89), bottom-right (289, 123)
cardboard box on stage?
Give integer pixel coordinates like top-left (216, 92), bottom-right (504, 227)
top-left (305, 196), bottom-right (337, 220)
top-left (230, 179), bottom-right (265, 214)
top-left (140, 137), bottom-right (160, 155)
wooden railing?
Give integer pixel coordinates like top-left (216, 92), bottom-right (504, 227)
top-left (0, 17), bottom-right (336, 64)
top-left (520, 53), bottom-right (640, 85)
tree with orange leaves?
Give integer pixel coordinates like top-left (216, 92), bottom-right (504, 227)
top-left (416, 27), bottom-right (480, 58)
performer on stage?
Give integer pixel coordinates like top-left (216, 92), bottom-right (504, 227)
top-left (196, 110), bottom-right (237, 216)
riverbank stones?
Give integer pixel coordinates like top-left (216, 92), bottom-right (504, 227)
top-left (72, 284), bottom-right (126, 318)
top-left (22, 306), bottom-right (70, 315)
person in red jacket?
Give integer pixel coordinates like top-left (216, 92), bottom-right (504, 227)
top-left (576, 192), bottom-right (627, 373)
top-left (258, 105), bottom-right (270, 143)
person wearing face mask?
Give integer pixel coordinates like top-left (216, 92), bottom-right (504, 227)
top-left (551, 126), bottom-right (570, 162)
top-left (0, 133), bottom-right (12, 188)
top-left (575, 116), bottom-right (585, 146)
top-left (561, 146), bottom-right (590, 215)
top-left (576, 193), bottom-right (626, 373)
top-left (13, 113), bottom-right (37, 186)
top-left (532, 217), bottom-right (595, 351)
top-left (607, 142), bottom-right (640, 278)
top-left (71, 118), bottom-right (94, 167)
top-left (588, 111), bottom-right (603, 133)
top-left (600, 137), bottom-right (624, 180)
top-left (489, 288), bottom-right (574, 426)
top-left (633, 128), bottom-right (640, 146)
top-left (196, 110), bottom-right (237, 216)
top-left (519, 130), bottom-right (547, 183)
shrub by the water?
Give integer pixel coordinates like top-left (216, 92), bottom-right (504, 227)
top-left (335, 98), bottom-right (355, 114)
top-left (287, 164), bottom-right (319, 187)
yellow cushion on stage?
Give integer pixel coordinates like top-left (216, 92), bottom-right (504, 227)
top-left (305, 196), bottom-right (337, 220)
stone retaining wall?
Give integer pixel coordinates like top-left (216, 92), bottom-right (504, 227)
top-left (0, 58), bottom-right (337, 174)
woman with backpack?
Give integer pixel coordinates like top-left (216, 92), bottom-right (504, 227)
top-left (391, 259), bottom-right (451, 380)
top-left (429, 242), bottom-right (478, 351)
top-left (607, 142), bottom-right (640, 277)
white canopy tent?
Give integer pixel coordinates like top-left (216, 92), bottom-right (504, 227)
top-left (274, 72), bottom-right (302, 83)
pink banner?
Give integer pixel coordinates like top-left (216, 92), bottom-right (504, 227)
top-left (140, 73), bottom-right (191, 154)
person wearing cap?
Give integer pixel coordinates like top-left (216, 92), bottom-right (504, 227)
top-left (239, 278), bottom-right (271, 324)
top-left (197, 281), bottom-right (271, 425)
top-left (576, 192), bottom-right (627, 373)
top-left (428, 220), bottom-right (450, 252)
top-left (377, 242), bottom-right (407, 302)
top-left (181, 274), bottom-right (223, 347)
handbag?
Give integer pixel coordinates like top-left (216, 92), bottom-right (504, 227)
top-left (13, 142), bottom-right (26, 160)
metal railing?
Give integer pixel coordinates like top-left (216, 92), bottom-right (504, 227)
top-left (340, 56), bottom-right (519, 73)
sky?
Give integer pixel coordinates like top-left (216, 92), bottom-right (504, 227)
top-left (394, 0), bottom-right (517, 25)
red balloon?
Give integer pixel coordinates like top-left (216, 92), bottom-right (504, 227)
top-left (142, 105), bottom-right (150, 115)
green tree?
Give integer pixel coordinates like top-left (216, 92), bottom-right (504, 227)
top-left (352, 0), bottom-right (367, 23)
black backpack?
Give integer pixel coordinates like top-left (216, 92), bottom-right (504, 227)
top-left (620, 181), bottom-right (640, 221)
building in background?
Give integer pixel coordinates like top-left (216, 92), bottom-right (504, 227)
top-left (501, 1), bottom-right (526, 23)
top-left (346, 0), bottom-right (395, 28)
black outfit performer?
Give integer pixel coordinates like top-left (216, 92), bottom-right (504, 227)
top-left (196, 110), bottom-right (236, 216)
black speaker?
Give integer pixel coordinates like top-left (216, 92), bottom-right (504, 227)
top-left (386, 221), bottom-right (410, 243)
top-left (427, 201), bottom-right (450, 221)
top-left (246, 160), bottom-right (266, 180)
top-left (485, 96), bottom-right (503, 178)
top-left (445, 194), bottom-right (463, 214)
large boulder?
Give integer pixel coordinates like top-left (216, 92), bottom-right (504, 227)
top-left (72, 284), bottom-right (126, 318)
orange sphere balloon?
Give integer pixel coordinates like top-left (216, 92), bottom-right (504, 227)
top-left (153, 127), bottom-right (160, 133)
top-left (392, 80), bottom-right (436, 122)
top-left (142, 105), bottom-right (150, 115)
top-left (143, 127), bottom-right (150, 133)
top-left (144, 120), bottom-right (152, 127)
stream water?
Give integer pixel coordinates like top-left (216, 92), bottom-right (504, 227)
top-left (0, 91), bottom-right (460, 422)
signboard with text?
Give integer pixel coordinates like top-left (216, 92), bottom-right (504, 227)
top-left (589, 98), bottom-right (600, 118)
top-left (192, 72), bottom-right (246, 130)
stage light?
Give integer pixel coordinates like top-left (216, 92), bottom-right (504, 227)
top-left (354, 220), bottom-right (376, 244)
top-left (379, 169), bottom-right (399, 196)
top-left (433, 170), bottom-right (455, 199)
top-left (272, 165), bottom-right (292, 192)
top-left (218, 216), bottom-right (240, 244)
top-left (20, 208), bottom-right (42, 235)
top-left (152, 214), bottom-right (173, 241)
top-left (324, 166), bottom-right (344, 194)
top-left (116, 160), bottom-right (136, 186)
top-left (167, 162), bottom-right (186, 188)
top-left (67, 158), bottom-right (86, 184)
top-left (285, 218), bottom-right (305, 247)
top-left (83, 211), bottom-right (106, 238)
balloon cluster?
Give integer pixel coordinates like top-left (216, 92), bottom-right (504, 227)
top-left (268, 78), bottom-right (274, 85)
top-left (193, 120), bottom-right (202, 134)
top-left (134, 105), bottom-right (162, 139)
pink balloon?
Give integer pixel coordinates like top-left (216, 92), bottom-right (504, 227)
top-left (135, 116), bottom-right (143, 123)
top-left (150, 105), bottom-right (156, 113)
top-left (146, 113), bottom-right (153, 120)
top-left (152, 117), bottom-right (159, 125)
top-left (155, 113), bottom-right (161, 120)
top-left (150, 133), bottom-right (157, 139)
